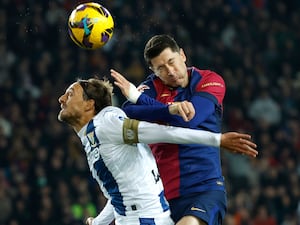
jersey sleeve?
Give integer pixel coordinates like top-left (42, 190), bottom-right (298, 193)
top-left (123, 118), bottom-right (221, 146)
top-left (96, 109), bottom-right (221, 146)
top-left (92, 200), bottom-right (114, 225)
top-left (188, 95), bottom-right (217, 126)
top-left (122, 100), bottom-right (173, 122)
top-left (195, 70), bottom-right (225, 104)
top-left (123, 91), bottom-right (218, 128)
top-left (96, 107), bottom-right (128, 144)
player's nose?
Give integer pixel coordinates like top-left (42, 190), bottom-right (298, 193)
top-left (58, 94), bottom-right (66, 103)
top-left (165, 65), bottom-right (174, 75)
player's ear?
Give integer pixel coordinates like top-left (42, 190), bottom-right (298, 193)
top-left (179, 48), bottom-right (186, 62)
top-left (149, 66), bottom-right (154, 72)
top-left (84, 99), bottom-right (95, 112)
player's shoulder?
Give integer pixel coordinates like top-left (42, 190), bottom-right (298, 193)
top-left (141, 73), bottom-right (158, 86)
top-left (96, 106), bottom-right (127, 121)
top-left (191, 67), bottom-right (225, 88)
top-left (192, 67), bottom-right (224, 81)
top-left (190, 67), bottom-right (225, 98)
top-left (137, 73), bottom-right (158, 93)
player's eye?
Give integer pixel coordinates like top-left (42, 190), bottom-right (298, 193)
top-left (169, 59), bottom-right (174, 65)
top-left (157, 66), bottom-right (167, 75)
top-left (67, 90), bottom-right (74, 97)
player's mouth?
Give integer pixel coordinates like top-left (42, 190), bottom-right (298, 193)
top-left (169, 76), bottom-right (179, 82)
top-left (60, 103), bottom-right (66, 109)
top-left (59, 105), bottom-right (67, 114)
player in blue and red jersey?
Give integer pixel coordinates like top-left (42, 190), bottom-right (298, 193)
top-left (110, 34), bottom-right (257, 225)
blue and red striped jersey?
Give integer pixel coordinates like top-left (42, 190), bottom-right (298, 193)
top-left (122, 67), bottom-right (226, 200)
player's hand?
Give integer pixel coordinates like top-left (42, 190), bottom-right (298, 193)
top-left (86, 217), bottom-right (94, 225)
top-left (220, 132), bottom-right (258, 158)
top-left (110, 69), bottom-right (131, 98)
top-left (168, 101), bottom-right (195, 122)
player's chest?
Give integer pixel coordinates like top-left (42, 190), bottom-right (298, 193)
top-left (155, 87), bottom-right (192, 104)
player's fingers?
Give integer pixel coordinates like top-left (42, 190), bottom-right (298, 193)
top-left (111, 69), bottom-right (127, 84)
top-left (110, 69), bottom-right (120, 80)
top-left (86, 217), bottom-right (93, 225)
top-left (180, 103), bottom-right (189, 115)
top-left (177, 104), bottom-right (189, 122)
top-left (234, 133), bottom-right (252, 140)
top-left (233, 148), bottom-right (256, 158)
top-left (228, 132), bottom-right (251, 140)
top-left (239, 138), bottom-right (257, 149)
top-left (180, 101), bottom-right (195, 120)
top-left (113, 81), bottom-right (122, 89)
top-left (111, 72), bottom-right (124, 85)
top-left (111, 70), bottom-right (131, 92)
top-left (186, 102), bottom-right (195, 120)
top-left (237, 142), bottom-right (258, 157)
top-left (242, 146), bottom-right (258, 157)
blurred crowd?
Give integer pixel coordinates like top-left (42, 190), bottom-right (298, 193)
top-left (0, 0), bottom-right (299, 225)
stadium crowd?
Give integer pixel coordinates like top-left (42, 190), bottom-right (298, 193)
top-left (0, 0), bottom-right (299, 225)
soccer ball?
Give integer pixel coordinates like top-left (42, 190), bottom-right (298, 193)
top-left (68, 2), bottom-right (114, 50)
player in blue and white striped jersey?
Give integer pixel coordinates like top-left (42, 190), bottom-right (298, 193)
top-left (58, 78), bottom-right (257, 225)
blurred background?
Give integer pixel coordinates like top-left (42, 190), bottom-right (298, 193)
top-left (0, 0), bottom-right (299, 224)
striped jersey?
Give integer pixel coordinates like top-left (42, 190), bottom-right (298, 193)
top-left (77, 106), bottom-right (173, 225)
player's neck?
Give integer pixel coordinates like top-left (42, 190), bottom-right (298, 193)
top-left (73, 114), bottom-right (94, 133)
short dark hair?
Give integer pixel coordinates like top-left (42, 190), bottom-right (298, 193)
top-left (144, 34), bottom-right (180, 67)
top-left (78, 77), bottom-right (113, 114)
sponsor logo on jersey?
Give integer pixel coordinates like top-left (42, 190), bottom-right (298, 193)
top-left (201, 82), bottom-right (224, 88)
top-left (160, 93), bottom-right (171, 97)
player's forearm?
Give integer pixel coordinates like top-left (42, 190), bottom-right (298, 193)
top-left (138, 121), bottom-right (221, 146)
top-left (124, 85), bottom-right (183, 122)
top-left (128, 92), bottom-right (217, 128)
top-left (122, 118), bottom-right (220, 146)
top-left (124, 96), bottom-right (196, 125)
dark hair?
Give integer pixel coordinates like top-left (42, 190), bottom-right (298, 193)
top-left (78, 77), bottom-right (113, 114)
top-left (144, 34), bottom-right (180, 67)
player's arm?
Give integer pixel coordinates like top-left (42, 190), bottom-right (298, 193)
top-left (111, 68), bottom-right (215, 126)
top-left (122, 118), bottom-right (258, 157)
top-left (99, 113), bottom-right (257, 157)
top-left (86, 200), bottom-right (114, 225)
top-left (111, 69), bottom-right (195, 123)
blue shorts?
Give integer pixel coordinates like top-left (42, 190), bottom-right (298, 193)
top-left (168, 191), bottom-right (227, 225)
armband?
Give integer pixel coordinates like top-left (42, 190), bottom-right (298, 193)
top-left (123, 118), bottom-right (139, 144)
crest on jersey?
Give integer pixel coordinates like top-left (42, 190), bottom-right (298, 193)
top-left (86, 120), bottom-right (100, 148)
top-left (87, 131), bottom-right (98, 148)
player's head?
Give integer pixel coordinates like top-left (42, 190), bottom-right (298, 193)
top-left (144, 34), bottom-right (180, 66)
top-left (144, 34), bottom-right (188, 88)
top-left (58, 77), bottom-right (113, 129)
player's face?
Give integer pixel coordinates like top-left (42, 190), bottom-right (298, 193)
top-left (58, 82), bottom-right (88, 126)
top-left (150, 48), bottom-right (188, 88)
